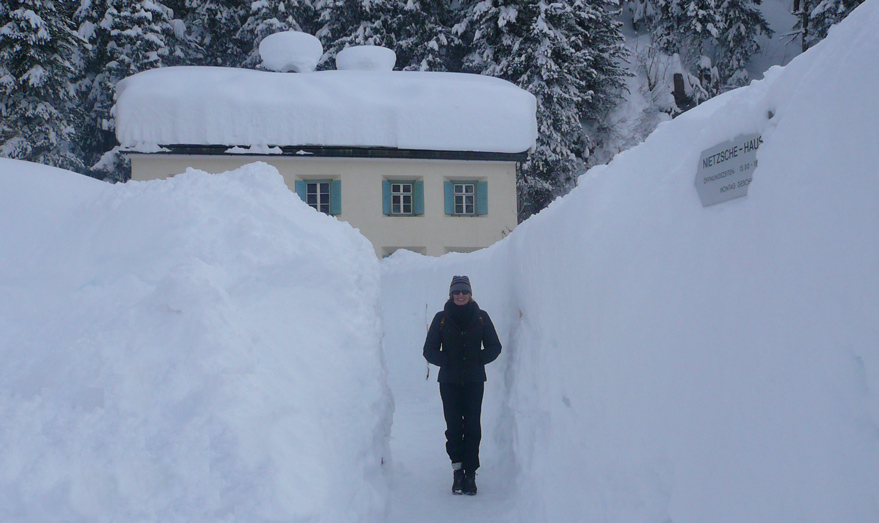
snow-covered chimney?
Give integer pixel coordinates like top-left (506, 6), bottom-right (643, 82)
top-left (259, 31), bottom-right (323, 73)
top-left (335, 45), bottom-right (396, 72)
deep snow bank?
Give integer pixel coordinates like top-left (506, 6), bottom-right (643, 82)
top-left (0, 160), bottom-right (391, 522)
top-left (381, 1), bottom-right (879, 521)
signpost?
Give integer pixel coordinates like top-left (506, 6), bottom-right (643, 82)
top-left (695, 133), bottom-right (762, 207)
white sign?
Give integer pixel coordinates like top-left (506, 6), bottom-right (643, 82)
top-left (695, 133), bottom-right (762, 207)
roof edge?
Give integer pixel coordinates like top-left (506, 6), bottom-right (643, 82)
top-left (124, 145), bottom-right (529, 162)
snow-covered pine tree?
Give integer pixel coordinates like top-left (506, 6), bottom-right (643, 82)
top-left (792, 0), bottom-right (865, 51)
top-left (716, 0), bottom-right (771, 88)
top-left (74, 0), bottom-right (193, 181)
top-left (314, 0), bottom-right (396, 69)
top-left (651, 0), bottom-right (723, 62)
top-left (99, 0), bottom-right (191, 73)
top-left (73, 0), bottom-right (118, 178)
top-left (457, 0), bottom-right (627, 220)
top-left (387, 0), bottom-right (459, 71)
top-left (236, 0), bottom-right (316, 68)
top-left (183, 0), bottom-right (247, 66)
top-left (639, 0), bottom-right (769, 95)
top-left (0, 0), bottom-right (85, 171)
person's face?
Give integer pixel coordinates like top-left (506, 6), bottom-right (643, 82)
top-left (451, 290), bottom-right (471, 306)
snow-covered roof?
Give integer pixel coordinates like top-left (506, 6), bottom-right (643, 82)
top-left (114, 66), bottom-right (538, 156)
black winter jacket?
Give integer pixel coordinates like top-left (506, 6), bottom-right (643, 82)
top-left (423, 300), bottom-right (502, 383)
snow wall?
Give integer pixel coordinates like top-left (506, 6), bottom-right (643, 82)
top-left (382, 1), bottom-right (879, 521)
top-left (0, 161), bottom-right (391, 522)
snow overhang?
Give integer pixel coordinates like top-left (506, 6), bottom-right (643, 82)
top-left (114, 66), bottom-right (538, 156)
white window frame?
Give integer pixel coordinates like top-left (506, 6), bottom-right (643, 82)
top-left (453, 182), bottom-right (476, 216)
top-left (391, 182), bottom-right (414, 215)
top-left (306, 181), bottom-right (332, 215)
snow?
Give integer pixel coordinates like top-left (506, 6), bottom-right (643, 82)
top-left (3, 1), bottom-right (879, 522)
top-left (23, 65), bottom-right (46, 87)
top-left (113, 67), bottom-right (538, 154)
top-left (335, 45), bottom-right (397, 71)
top-left (381, 1), bottom-right (879, 521)
top-left (77, 20), bottom-right (96, 41)
top-left (258, 30), bottom-right (323, 73)
top-left (0, 161), bottom-right (391, 522)
top-left (19, 9), bottom-right (44, 30)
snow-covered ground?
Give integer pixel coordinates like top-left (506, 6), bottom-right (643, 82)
top-left (2, 1), bottom-right (879, 522)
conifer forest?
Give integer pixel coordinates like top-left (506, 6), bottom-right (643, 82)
top-left (0, 0), bottom-right (863, 219)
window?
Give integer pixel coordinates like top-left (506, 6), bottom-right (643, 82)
top-left (392, 182), bottom-right (413, 215)
top-left (445, 247), bottom-right (481, 254)
top-left (454, 183), bottom-right (475, 215)
top-left (382, 246), bottom-right (426, 257)
top-left (444, 181), bottom-right (488, 216)
top-left (307, 181), bottom-right (331, 214)
top-left (383, 180), bottom-right (424, 216)
top-left (295, 179), bottom-right (341, 215)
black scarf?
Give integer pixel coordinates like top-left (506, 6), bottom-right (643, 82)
top-left (445, 299), bottom-right (477, 328)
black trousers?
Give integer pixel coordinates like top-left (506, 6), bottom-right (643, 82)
top-left (439, 381), bottom-right (485, 473)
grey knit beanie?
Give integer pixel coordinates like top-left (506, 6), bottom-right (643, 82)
top-left (449, 275), bottom-right (472, 295)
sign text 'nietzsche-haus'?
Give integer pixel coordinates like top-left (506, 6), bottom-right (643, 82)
top-left (695, 133), bottom-right (762, 207)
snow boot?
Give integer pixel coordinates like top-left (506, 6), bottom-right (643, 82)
top-left (463, 471), bottom-right (477, 495)
top-left (452, 469), bottom-right (465, 495)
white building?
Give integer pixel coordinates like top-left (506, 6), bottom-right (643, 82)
top-left (114, 43), bottom-right (537, 257)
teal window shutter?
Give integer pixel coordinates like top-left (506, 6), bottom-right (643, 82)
top-left (476, 181), bottom-right (488, 215)
top-left (330, 180), bottom-right (342, 215)
top-left (444, 181), bottom-right (454, 215)
top-left (382, 180), bottom-right (391, 215)
top-left (413, 180), bottom-right (424, 215)
top-left (295, 180), bottom-right (307, 201)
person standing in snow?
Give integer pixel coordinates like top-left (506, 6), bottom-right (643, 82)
top-left (423, 275), bottom-right (502, 495)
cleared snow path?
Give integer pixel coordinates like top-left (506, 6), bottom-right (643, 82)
top-left (381, 259), bottom-right (522, 523)
top-left (384, 388), bottom-right (517, 523)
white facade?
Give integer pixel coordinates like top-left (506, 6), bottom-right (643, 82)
top-left (129, 153), bottom-right (518, 257)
